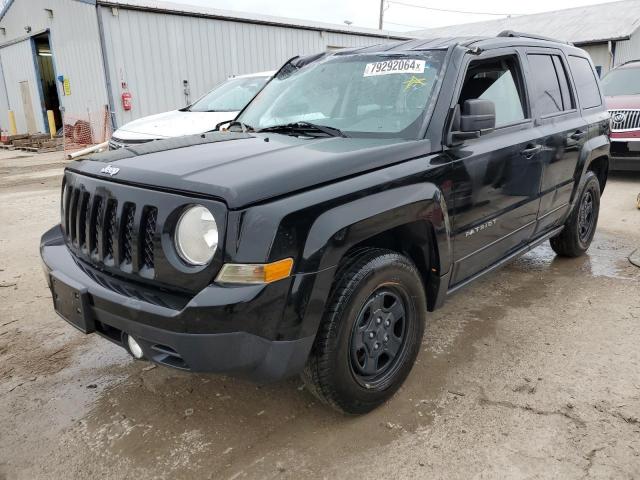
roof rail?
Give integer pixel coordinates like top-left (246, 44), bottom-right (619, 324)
top-left (497, 30), bottom-right (570, 45)
top-left (620, 59), bottom-right (640, 66)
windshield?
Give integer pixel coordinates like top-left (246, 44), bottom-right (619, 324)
top-left (237, 51), bottom-right (446, 138)
top-left (189, 75), bottom-right (271, 112)
top-left (601, 67), bottom-right (640, 96)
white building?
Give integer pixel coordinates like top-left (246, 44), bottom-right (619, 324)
top-left (412, 0), bottom-right (640, 77)
top-left (0, 0), bottom-right (409, 135)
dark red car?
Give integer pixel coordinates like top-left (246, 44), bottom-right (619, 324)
top-left (602, 60), bottom-right (640, 170)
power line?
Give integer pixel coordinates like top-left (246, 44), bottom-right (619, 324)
top-left (384, 20), bottom-right (431, 29)
top-left (386, 0), bottom-right (519, 17)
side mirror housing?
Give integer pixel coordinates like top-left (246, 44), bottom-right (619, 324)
top-left (451, 99), bottom-right (496, 142)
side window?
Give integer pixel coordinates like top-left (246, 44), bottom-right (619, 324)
top-left (568, 55), bottom-right (602, 109)
top-left (552, 56), bottom-right (575, 110)
top-left (458, 56), bottom-right (527, 127)
top-left (527, 54), bottom-right (575, 116)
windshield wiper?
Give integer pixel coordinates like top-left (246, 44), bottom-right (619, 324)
top-left (258, 122), bottom-right (347, 138)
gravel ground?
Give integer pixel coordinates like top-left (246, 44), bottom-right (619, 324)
top-left (1, 150), bottom-right (639, 480)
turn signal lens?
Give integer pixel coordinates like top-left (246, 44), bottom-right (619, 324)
top-left (216, 258), bottom-right (294, 285)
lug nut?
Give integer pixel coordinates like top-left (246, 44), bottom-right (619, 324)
top-left (376, 317), bottom-right (381, 324)
top-left (384, 320), bottom-right (390, 327)
top-left (369, 332), bottom-right (375, 338)
top-left (374, 343), bottom-right (380, 350)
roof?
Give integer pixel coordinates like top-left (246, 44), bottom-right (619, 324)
top-left (411, 0), bottom-right (640, 45)
top-left (96, 0), bottom-right (411, 40)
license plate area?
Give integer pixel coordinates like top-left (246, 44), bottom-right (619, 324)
top-left (628, 142), bottom-right (640, 152)
top-left (51, 273), bottom-right (94, 333)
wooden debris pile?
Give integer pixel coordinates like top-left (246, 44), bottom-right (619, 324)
top-left (0, 134), bottom-right (64, 153)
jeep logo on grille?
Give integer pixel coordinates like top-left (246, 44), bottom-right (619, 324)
top-left (612, 112), bottom-right (626, 123)
top-left (100, 165), bottom-right (120, 176)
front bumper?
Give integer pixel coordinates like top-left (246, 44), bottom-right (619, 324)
top-left (610, 136), bottom-right (640, 171)
top-left (40, 225), bottom-right (315, 382)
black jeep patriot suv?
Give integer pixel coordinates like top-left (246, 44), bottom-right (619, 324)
top-left (41, 32), bottom-right (610, 414)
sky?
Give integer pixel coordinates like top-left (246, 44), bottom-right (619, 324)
top-left (166, 0), bottom-right (623, 31)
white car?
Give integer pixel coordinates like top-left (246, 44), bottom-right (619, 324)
top-left (109, 70), bottom-right (274, 148)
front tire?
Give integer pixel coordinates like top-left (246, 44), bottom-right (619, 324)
top-left (550, 171), bottom-right (601, 257)
top-left (302, 249), bottom-right (427, 414)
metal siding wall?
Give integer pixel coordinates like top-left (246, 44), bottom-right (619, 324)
top-left (614, 31), bottom-right (640, 66)
top-left (0, 39), bottom-right (44, 132)
top-left (99, 6), bottom-right (398, 127)
top-left (0, 0), bottom-right (109, 122)
top-left (0, 55), bottom-right (10, 130)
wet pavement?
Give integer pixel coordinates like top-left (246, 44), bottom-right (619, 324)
top-left (1, 151), bottom-right (639, 479)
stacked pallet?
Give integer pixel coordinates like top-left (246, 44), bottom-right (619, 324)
top-left (0, 134), bottom-right (64, 153)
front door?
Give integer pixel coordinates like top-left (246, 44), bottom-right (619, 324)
top-left (447, 51), bottom-right (544, 286)
top-left (19, 80), bottom-right (37, 134)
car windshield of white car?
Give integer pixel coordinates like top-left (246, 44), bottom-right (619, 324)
top-left (189, 76), bottom-right (270, 112)
top-left (601, 67), bottom-right (640, 96)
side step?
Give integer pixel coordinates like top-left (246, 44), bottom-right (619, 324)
top-left (447, 226), bottom-right (564, 295)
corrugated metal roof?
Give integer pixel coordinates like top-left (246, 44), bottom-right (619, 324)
top-left (97, 0), bottom-right (412, 39)
top-left (411, 0), bottom-right (640, 45)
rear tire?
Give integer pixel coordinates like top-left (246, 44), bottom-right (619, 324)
top-left (302, 248), bottom-right (427, 415)
top-left (550, 171), bottom-right (600, 257)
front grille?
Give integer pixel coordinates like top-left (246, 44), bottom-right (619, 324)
top-left (62, 187), bottom-right (157, 276)
top-left (60, 171), bottom-right (225, 294)
top-left (609, 109), bottom-right (640, 131)
top-left (109, 137), bottom-right (155, 150)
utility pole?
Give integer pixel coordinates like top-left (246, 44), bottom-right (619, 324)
top-left (378, 0), bottom-right (384, 29)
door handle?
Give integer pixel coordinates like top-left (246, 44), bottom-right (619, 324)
top-left (570, 130), bottom-right (586, 140)
top-left (520, 145), bottom-right (542, 158)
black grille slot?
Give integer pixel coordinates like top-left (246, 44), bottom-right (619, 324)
top-left (90, 196), bottom-right (103, 256)
top-left (68, 188), bottom-right (80, 244)
top-left (104, 200), bottom-right (117, 261)
top-left (141, 207), bottom-right (158, 270)
top-left (63, 183), bottom-right (73, 236)
top-left (121, 203), bottom-right (136, 265)
top-left (78, 192), bottom-right (90, 252)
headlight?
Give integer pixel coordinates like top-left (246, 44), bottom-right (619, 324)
top-left (174, 205), bottom-right (218, 265)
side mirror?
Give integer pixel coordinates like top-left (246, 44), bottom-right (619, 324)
top-left (452, 99), bottom-right (496, 141)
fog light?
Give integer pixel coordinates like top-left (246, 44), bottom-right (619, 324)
top-left (127, 335), bottom-right (144, 359)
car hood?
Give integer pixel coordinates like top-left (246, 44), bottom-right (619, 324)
top-left (71, 131), bottom-right (431, 209)
top-left (605, 95), bottom-right (640, 110)
top-left (113, 110), bottom-right (239, 140)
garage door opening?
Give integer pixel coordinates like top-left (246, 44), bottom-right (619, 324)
top-left (33, 33), bottom-right (61, 133)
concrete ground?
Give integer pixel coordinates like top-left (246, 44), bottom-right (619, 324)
top-left (1, 150), bottom-right (639, 480)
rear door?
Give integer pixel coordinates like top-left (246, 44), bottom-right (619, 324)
top-left (447, 49), bottom-right (544, 286)
top-left (523, 49), bottom-right (587, 233)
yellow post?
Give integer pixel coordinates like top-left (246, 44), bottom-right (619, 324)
top-left (47, 110), bottom-right (56, 139)
top-left (8, 110), bottom-right (17, 135)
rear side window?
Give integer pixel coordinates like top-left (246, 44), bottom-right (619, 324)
top-left (527, 54), bottom-right (574, 116)
top-left (568, 56), bottom-right (602, 109)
